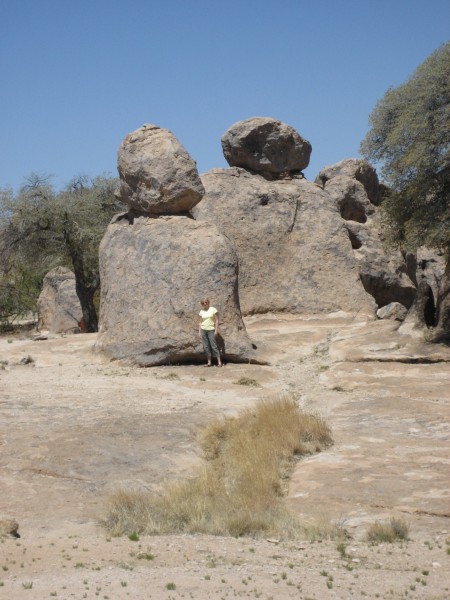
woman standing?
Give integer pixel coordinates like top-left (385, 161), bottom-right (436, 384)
top-left (198, 298), bottom-right (223, 367)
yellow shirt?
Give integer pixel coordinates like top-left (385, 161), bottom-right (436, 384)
top-left (199, 306), bottom-right (217, 331)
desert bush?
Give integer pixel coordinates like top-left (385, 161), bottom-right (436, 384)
top-left (103, 396), bottom-right (332, 538)
top-left (366, 517), bottom-right (409, 543)
top-left (234, 376), bottom-right (260, 387)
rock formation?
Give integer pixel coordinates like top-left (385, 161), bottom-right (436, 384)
top-left (96, 117), bottom-right (446, 364)
top-left (315, 158), bottom-right (380, 204)
top-left (117, 124), bottom-right (205, 215)
top-left (221, 117), bottom-right (311, 180)
top-left (399, 247), bottom-right (447, 338)
top-left (316, 160), bottom-right (416, 313)
top-left (96, 125), bottom-right (254, 365)
top-left (37, 267), bottom-right (82, 333)
top-left (193, 167), bottom-right (375, 316)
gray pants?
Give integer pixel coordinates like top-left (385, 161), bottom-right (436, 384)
top-left (201, 329), bottom-right (220, 358)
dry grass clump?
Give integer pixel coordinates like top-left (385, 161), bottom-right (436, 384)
top-left (366, 517), bottom-right (410, 543)
top-left (104, 397), bottom-right (332, 539)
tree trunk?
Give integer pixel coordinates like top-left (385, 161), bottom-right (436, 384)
top-left (69, 249), bottom-right (99, 333)
top-left (75, 282), bottom-right (98, 333)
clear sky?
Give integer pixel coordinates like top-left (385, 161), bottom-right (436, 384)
top-left (1, 0), bottom-right (449, 191)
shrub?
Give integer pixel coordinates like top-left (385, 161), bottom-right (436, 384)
top-left (234, 376), bottom-right (260, 387)
top-left (366, 518), bottom-right (409, 543)
top-left (103, 397), bottom-right (332, 538)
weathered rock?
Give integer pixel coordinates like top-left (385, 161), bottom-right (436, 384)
top-left (315, 158), bottom-right (380, 204)
top-left (96, 214), bottom-right (255, 365)
top-left (221, 117), bottom-right (311, 178)
top-left (377, 302), bottom-right (408, 321)
top-left (117, 124), bottom-right (205, 215)
top-left (399, 249), bottom-right (449, 341)
top-left (324, 176), bottom-right (375, 223)
top-left (37, 267), bottom-right (82, 333)
top-left (345, 217), bottom-right (416, 310)
top-left (399, 279), bottom-right (435, 338)
top-left (193, 168), bottom-right (375, 316)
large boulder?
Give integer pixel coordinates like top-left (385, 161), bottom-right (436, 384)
top-left (315, 158), bottom-right (380, 204)
top-left (96, 215), bottom-right (255, 365)
top-left (37, 267), bottom-right (82, 333)
top-left (192, 168), bottom-right (375, 316)
top-left (117, 124), bottom-right (205, 215)
top-left (221, 117), bottom-right (311, 179)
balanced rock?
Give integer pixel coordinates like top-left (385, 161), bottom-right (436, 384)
top-left (315, 158), bottom-right (380, 204)
top-left (37, 267), bottom-right (82, 333)
top-left (96, 214), bottom-right (254, 365)
top-left (117, 124), bottom-right (205, 214)
top-left (193, 167), bottom-right (374, 316)
top-left (221, 117), bottom-right (312, 178)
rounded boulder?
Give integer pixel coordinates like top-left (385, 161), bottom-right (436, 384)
top-left (221, 117), bottom-right (312, 177)
top-left (117, 124), bottom-right (205, 215)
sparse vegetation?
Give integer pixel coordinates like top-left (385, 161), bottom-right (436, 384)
top-left (234, 376), bottom-right (260, 387)
top-left (103, 397), bottom-right (332, 538)
top-left (301, 519), bottom-right (348, 542)
top-left (366, 518), bottom-right (409, 543)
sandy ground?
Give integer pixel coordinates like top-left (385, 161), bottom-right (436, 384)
top-left (0, 313), bottom-right (449, 599)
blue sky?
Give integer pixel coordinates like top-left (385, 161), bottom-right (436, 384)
top-left (1, 0), bottom-right (449, 191)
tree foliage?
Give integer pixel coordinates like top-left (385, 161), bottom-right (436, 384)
top-left (0, 174), bottom-right (122, 332)
top-left (360, 42), bottom-right (450, 254)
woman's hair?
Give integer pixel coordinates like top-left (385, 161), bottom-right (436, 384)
top-left (200, 298), bottom-right (210, 304)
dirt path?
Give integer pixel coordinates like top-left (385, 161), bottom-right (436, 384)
top-left (0, 314), bottom-right (449, 599)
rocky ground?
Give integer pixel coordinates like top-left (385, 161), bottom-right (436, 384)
top-left (0, 313), bottom-right (449, 599)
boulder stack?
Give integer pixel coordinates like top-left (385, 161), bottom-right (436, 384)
top-left (96, 124), bottom-right (254, 365)
top-left (221, 117), bottom-right (311, 180)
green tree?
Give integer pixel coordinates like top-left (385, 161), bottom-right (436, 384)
top-left (0, 174), bottom-right (122, 332)
top-left (361, 42), bottom-right (450, 341)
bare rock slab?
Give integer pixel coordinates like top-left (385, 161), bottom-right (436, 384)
top-left (96, 215), bottom-right (254, 365)
top-left (221, 117), bottom-right (311, 177)
top-left (117, 124), bottom-right (205, 215)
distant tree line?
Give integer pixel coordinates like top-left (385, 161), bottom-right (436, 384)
top-left (0, 174), bottom-right (122, 332)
